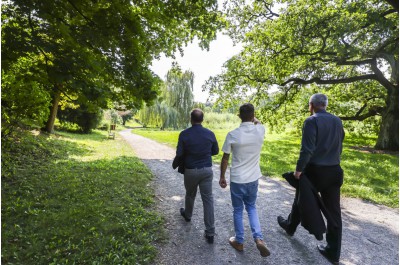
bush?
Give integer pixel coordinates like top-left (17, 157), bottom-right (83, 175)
top-left (103, 109), bottom-right (123, 126)
top-left (57, 104), bottom-right (103, 133)
top-left (202, 112), bottom-right (240, 130)
top-left (1, 55), bottom-right (52, 135)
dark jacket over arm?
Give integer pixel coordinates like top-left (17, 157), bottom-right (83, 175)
top-left (282, 171), bottom-right (336, 240)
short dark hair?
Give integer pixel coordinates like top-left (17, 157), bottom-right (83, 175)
top-left (239, 103), bottom-right (254, 122)
top-left (191, 108), bottom-right (204, 123)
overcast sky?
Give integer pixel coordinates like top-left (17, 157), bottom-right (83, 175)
top-left (150, 33), bottom-right (242, 103)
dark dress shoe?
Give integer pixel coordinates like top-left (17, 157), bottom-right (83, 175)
top-left (277, 216), bottom-right (294, 236)
top-left (315, 233), bottom-right (323, 241)
top-left (317, 244), bottom-right (339, 265)
top-left (204, 234), bottom-right (214, 244)
top-left (180, 208), bottom-right (191, 222)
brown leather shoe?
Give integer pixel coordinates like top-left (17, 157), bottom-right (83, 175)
top-left (255, 239), bottom-right (270, 257)
top-left (229, 237), bottom-right (243, 251)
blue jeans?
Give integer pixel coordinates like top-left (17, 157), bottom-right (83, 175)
top-left (230, 180), bottom-right (263, 243)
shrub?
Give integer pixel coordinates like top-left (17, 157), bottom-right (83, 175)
top-left (57, 104), bottom-right (103, 133)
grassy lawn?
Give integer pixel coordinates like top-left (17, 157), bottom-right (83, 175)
top-left (132, 127), bottom-right (399, 208)
top-left (2, 129), bottom-right (164, 264)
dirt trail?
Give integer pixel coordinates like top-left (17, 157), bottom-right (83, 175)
top-left (119, 129), bottom-right (398, 265)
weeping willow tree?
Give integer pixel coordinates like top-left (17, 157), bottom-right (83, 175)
top-left (138, 65), bottom-right (194, 129)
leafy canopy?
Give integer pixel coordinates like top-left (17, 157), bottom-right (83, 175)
top-left (2, 0), bottom-right (222, 130)
top-left (205, 0), bottom-right (398, 136)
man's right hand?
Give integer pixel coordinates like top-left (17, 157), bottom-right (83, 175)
top-left (219, 177), bottom-right (227, 188)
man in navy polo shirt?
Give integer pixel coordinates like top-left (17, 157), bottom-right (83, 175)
top-left (173, 108), bottom-right (219, 243)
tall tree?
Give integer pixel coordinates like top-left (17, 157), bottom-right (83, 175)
top-left (138, 64), bottom-right (194, 129)
top-left (164, 64), bottom-right (195, 128)
top-left (2, 0), bottom-right (221, 133)
top-left (205, 0), bottom-right (398, 150)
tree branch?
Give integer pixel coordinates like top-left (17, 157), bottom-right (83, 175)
top-left (339, 106), bottom-right (384, 121)
top-left (384, 0), bottom-right (398, 12)
top-left (66, 0), bottom-right (96, 26)
top-left (261, 0), bottom-right (279, 18)
top-left (336, 59), bottom-right (374, 66)
top-left (280, 74), bottom-right (378, 86)
top-left (370, 57), bottom-right (396, 92)
top-left (28, 11), bottom-right (51, 64)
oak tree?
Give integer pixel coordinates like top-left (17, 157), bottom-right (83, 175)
top-left (205, 0), bottom-right (398, 150)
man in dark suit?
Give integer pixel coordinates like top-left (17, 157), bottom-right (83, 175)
top-left (173, 108), bottom-right (219, 243)
top-left (277, 93), bottom-right (345, 265)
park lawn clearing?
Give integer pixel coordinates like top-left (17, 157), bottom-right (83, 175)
top-left (132, 128), bottom-right (398, 208)
top-left (2, 129), bottom-right (164, 264)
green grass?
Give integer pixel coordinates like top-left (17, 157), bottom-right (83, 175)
top-left (2, 129), bottom-right (164, 264)
top-left (132, 127), bottom-right (399, 208)
top-left (124, 120), bottom-right (143, 128)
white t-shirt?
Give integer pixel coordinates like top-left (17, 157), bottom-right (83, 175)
top-left (222, 122), bottom-right (265, 183)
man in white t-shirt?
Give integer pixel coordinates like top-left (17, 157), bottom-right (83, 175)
top-left (219, 103), bottom-right (270, 257)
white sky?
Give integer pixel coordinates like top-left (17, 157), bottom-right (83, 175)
top-left (150, 33), bottom-right (242, 103)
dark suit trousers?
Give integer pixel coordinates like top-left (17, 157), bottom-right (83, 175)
top-left (286, 165), bottom-right (343, 260)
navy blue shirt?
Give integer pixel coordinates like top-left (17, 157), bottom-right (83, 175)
top-left (296, 110), bottom-right (345, 171)
top-left (176, 124), bottom-right (219, 169)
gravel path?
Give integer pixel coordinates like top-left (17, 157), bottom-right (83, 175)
top-left (119, 129), bottom-right (399, 265)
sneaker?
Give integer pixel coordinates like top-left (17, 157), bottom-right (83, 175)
top-left (255, 239), bottom-right (270, 257)
top-left (229, 237), bottom-right (243, 251)
top-left (180, 208), bottom-right (191, 222)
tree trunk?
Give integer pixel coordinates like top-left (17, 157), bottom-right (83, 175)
top-left (45, 86), bottom-right (62, 133)
top-left (375, 85), bottom-right (399, 150)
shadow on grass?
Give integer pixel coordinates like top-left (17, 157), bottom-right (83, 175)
top-left (256, 133), bottom-right (398, 207)
top-left (2, 133), bottom-right (164, 264)
top-left (55, 129), bottom-right (111, 142)
top-left (2, 131), bottom-right (90, 183)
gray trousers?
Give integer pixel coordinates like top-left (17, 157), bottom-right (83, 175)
top-left (184, 167), bottom-right (215, 236)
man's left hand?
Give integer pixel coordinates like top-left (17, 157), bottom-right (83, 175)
top-left (294, 171), bottom-right (302, 179)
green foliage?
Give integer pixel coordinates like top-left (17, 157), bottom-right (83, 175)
top-left (138, 64), bottom-right (195, 129)
top-left (2, 0), bottom-right (222, 132)
top-left (119, 110), bottom-right (135, 125)
top-left (202, 112), bottom-right (240, 130)
top-left (1, 54), bottom-right (51, 133)
top-left (58, 105), bottom-right (103, 133)
top-left (125, 119), bottom-right (143, 128)
top-left (133, 128), bottom-right (399, 207)
top-left (205, 0), bottom-right (398, 149)
top-left (2, 130), bottom-right (164, 264)
top-left (107, 109), bottom-right (123, 125)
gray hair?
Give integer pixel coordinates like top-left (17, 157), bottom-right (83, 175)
top-left (309, 93), bottom-right (328, 108)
